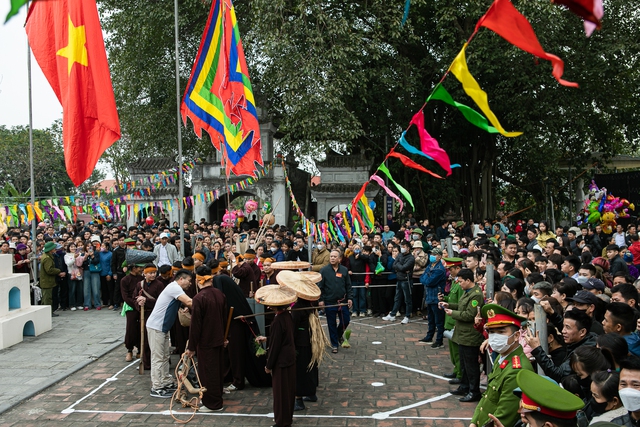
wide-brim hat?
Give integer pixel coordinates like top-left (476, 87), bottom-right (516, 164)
top-left (125, 249), bottom-right (157, 265)
top-left (271, 261), bottom-right (311, 270)
top-left (276, 271), bottom-right (321, 301)
top-left (411, 227), bottom-right (423, 235)
top-left (255, 284), bottom-right (297, 306)
top-left (412, 241), bottom-right (423, 249)
top-left (43, 241), bottom-right (57, 253)
top-left (298, 271), bottom-right (322, 283)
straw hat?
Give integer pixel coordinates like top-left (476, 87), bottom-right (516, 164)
top-left (276, 271), bottom-right (321, 301)
top-left (298, 271), bottom-right (322, 283)
top-left (255, 284), bottom-right (297, 306)
top-left (271, 260), bottom-right (311, 270)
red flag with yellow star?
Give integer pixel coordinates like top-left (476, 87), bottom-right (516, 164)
top-left (25, 0), bottom-right (120, 186)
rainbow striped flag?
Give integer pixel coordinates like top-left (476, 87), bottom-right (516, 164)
top-left (181, 0), bottom-right (263, 177)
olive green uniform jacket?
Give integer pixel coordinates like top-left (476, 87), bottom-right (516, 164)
top-left (39, 252), bottom-right (60, 289)
top-left (448, 284), bottom-right (484, 347)
top-left (471, 345), bottom-right (534, 427)
top-left (444, 280), bottom-right (464, 330)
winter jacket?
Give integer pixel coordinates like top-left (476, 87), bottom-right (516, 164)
top-left (393, 252), bottom-right (414, 282)
top-left (420, 260), bottom-right (446, 305)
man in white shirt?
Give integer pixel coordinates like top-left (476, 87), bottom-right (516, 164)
top-left (153, 232), bottom-right (179, 267)
top-left (144, 270), bottom-right (193, 398)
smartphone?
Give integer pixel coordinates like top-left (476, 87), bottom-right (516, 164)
top-left (481, 420), bottom-right (495, 427)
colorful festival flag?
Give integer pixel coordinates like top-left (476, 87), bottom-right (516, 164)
top-left (377, 164), bottom-right (414, 210)
top-left (427, 84), bottom-right (499, 134)
top-left (552, 0), bottom-right (603, 36)
top-left (475, 0), bottom-right (578, 87)
top-left (25, 0), bottom-right (121, 186)
top-left (409, 111), bottom-right (454, 176)
top-left (449, 45), bottom-right (522, 138)
top-left (5, 0), bottom-right (27, 22)
top-left (181, 0), bottom-right (263, 178)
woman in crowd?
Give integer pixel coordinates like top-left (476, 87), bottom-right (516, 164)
top-left (64, 242), bottom-right (84, 311)
top-left (98, 241), bottom-right (114, 309)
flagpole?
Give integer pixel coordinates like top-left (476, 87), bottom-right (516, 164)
top-left (173, 0), bottom-right (184, 256)
top-left (26, 0), bottom-right (38, 282)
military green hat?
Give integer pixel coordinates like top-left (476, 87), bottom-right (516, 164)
top-left (482, 303), bottom-right (526, 329)
top-left (411, 227), bottom-right (423, 235)
top-left (489, 237), bottom-right (500, 245)
top-left (516, 370), bottom-right (584, 419)
top-left (43, 241), bottom-right (57, 253)
top-left (443, 257), bottom-right (463, 268)
top-left (124, 238), bottom-right (136, 246)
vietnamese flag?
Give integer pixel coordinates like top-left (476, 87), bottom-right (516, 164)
top-left (25, 0), bottom-right (120, 186)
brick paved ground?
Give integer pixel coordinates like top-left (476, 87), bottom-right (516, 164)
top-left (0, 315), bottom-right (477, 426)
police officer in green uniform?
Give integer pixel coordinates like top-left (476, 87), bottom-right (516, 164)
top-left (440, 268), bottom-right (484, 402)
top-left (470, 304), bottom-right (534, 427)
top-left (440, 257), bottom-right (464, 383)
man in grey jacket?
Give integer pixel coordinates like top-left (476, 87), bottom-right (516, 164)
top-left (383, 240), bottom-right (415, 324)
top-left (153, 232), bottom-right (179, 268)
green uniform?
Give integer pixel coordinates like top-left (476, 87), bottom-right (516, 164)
top-left (444, 280), bottom-right (464, 378)
top-left (39, 251), bottom-right (60, 306)
top-left (471, 346), bottom-right (533, 427)
top-left (448, 285), bottom-right (484, 347)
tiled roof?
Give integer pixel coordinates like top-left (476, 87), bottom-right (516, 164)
top-left (311, 182), bottom-right (379, 195)
top-left (128, 157), bottom-right (176, 174)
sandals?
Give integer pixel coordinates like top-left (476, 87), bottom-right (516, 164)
top-left (332, 348), bottom-right (338, 354)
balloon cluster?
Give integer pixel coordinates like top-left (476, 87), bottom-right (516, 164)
top-left (578, 180), bottom-right (635, 233)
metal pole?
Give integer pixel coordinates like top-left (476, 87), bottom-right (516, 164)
top-left (174, 0), bottom-right (184, 256)
top-left (534, 304), bottom-right (548, 375)
top-left (550, 194), bottom-right (556, 232)
top-left (485, 263), bottom-right (495, 300)
top-left (445, 237), bottom-right (453, 258)
top-left (26, 13), bottom-right (38, 282)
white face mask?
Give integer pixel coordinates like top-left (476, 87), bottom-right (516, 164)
top-left (316, 245), bottom-right (324, 251)
top-left (400, 247), bottom-right (407, 254)
top-left (531, 295), bottom-right (541, 304)
top-left (619, 387), bottom-right (640, 412)
top-left (488, 330), bottom-right (518, 354)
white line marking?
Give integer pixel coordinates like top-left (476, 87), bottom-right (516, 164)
top-left (69, 409), bottom-right (471, 420)
top-left (372, 393), bottom-right (451, 419)
top-left (374, 359), bottom-right (451, 381)
top-left (61, 360), bottom-right (138, 414)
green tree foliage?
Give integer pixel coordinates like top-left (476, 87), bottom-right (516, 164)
top-left (100, 0), bottom-right (640, 221)
top-left (0, 123), bottom-right (104, 199)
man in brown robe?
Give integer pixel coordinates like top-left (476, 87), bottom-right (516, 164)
top-left (264, 307), bottom-right (296, 427)
top-left (186, 267), bottom-right (227, 412)
top-left (231, 254), bottom-right (257, 297)
top-left (120, 263), bottom-right (144, 362)
top-left (135, 265), bottom-right (166, 370)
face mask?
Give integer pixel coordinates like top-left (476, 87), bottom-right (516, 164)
top-left (249, 244), bottom-right (255, 249)
top-left (412, 235), bottom-right (420, 240)
top-left (401, 247), bottom-right (407, 254)
top-left (576, 276), bottom-right (588, 285)
top-left (531, 295), bottom-right (541, 304)
top-left (619, 387), bottom-right (640, 412)
top-left (316, 245), bottom-right (324, 251)
top-left (429, 255), bottom-right (437, 263)
top-left (354, 249), bottom-right (361, 254)
top-left (271, 247), bottom-right (278, 252)
top-left (589, 397), bottom-right (609, 415)
top-left (488, 330), bottom-right (517, 354)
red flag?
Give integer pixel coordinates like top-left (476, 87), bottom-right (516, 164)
top-left (475, 0), bottom-right (578, 88)
top-left (387, 149), bottom-right (444, 179)
top-left (26, 0), bottom-right (120, 186)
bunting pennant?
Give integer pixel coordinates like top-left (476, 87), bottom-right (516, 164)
top-left (377, 163), bottom-right (414, 210)
top-left (370, 174), bottom-right (404, 212)
top-left (449, 45), bottom-right (523, 138)
top-left (427, 84), bottom-right (499, 134)
top-left (387, 149), bottom-right (444, 179)
top-left (400, 0), bottom-right (411, 26)
top-left (409, 111), bottom-right (454, 176)
top-left (181, 0), bottom-right (263, 178)
top-left (475, 0), bottom-right (578, 87)
top-left (552, 0), bottom-right (603, 36)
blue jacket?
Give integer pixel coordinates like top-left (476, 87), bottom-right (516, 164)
top-left (420, 261), bottom-right (446, 304)
top-left (625, 332), bottom-right (640, 358)
top-left (98, 250), bottom-right (113, 276)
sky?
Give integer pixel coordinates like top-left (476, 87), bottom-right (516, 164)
top-left (0, 5), bottom-right (62, 129)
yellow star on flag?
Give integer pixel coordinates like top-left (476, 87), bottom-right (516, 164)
top-left (56, 16), bottom-right (88, 75)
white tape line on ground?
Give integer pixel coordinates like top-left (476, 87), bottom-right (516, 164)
top-left (61, 360), bottom-right (138, 414)
top-left (372, 393), bottom-right (451, 419)
top-left (374, 359), bottom-right (451, 381)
